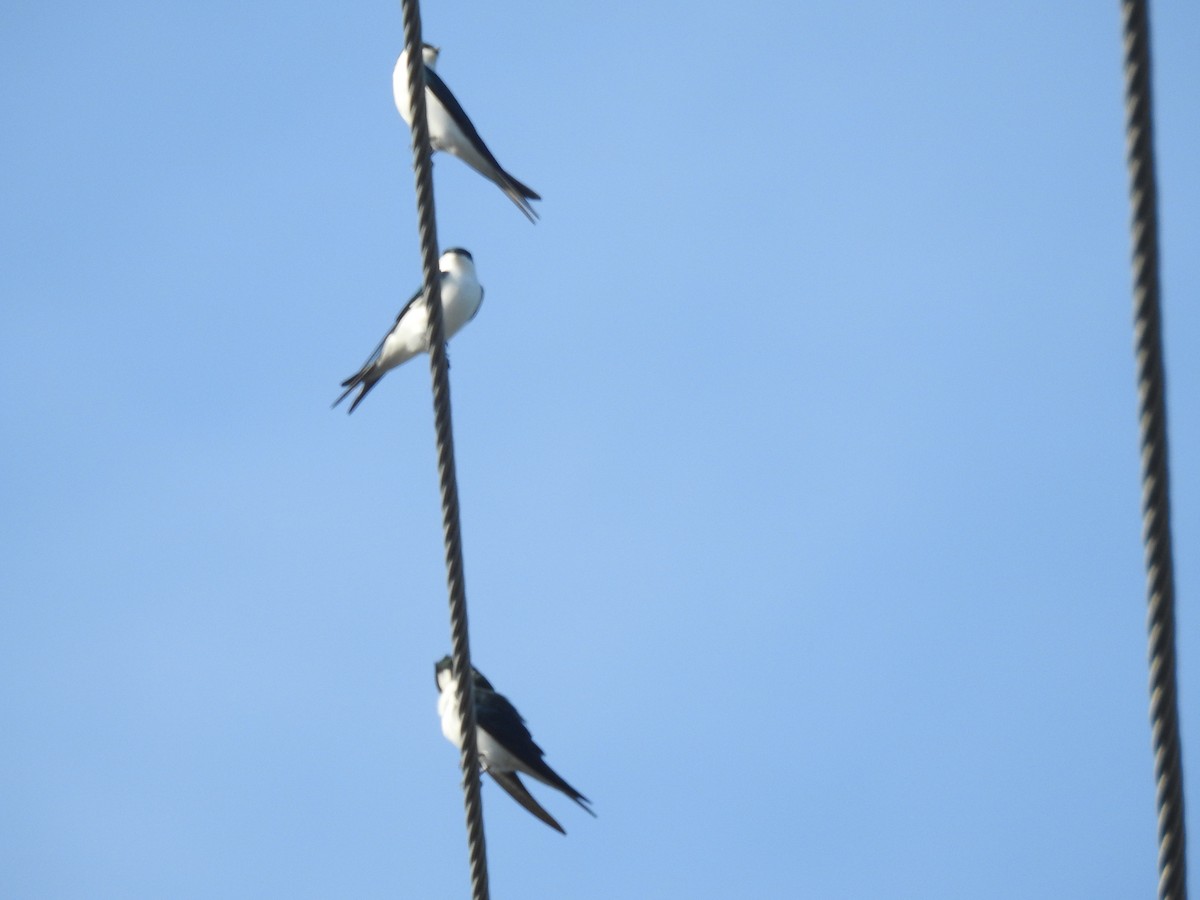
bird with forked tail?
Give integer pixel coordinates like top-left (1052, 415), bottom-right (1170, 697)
top-left (435, 655), bottom-right (595, 833)
top-left (333, 248), bottom-right (482, 414)
top-left (394, 43), bottom-right (541, 223)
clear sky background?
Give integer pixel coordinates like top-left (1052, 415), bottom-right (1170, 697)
top-left (2, 2), bottom-right (1197, 897)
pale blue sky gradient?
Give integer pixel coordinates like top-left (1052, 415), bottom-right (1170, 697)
top-left (2, 2), bottom-right (1198, 897)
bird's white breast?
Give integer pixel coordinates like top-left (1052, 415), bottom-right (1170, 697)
top-left (438, 676), bottom-right (464, 747)
top-left (440, 271), bottom-right (483, 339)
top-left (375, 266), bottom-right (480, 376)
top-left (392, 52), bottom-right (454, 154)
top-left (392, 53), bottom-right (415, 125)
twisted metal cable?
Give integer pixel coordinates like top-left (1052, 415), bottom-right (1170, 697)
top-left (398, 2), bottom-right (489, 898)
top-left (1119, 2), bottom-right (1188, 897)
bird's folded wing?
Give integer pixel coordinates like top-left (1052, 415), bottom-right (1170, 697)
top-left (424, 67), bottom-right (504, 172)
top-left (487, 770), bottom-right (565, 834)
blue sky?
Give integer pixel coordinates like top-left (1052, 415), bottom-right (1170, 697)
top-left (2, 1), bottom-right (1197, 896)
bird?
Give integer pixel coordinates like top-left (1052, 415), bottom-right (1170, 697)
top-left (435, 655), bottom-right (595, 834)
top-left (393, 43), bottom-right (541, 222)
top-left (333, 248), bottom-right (482, 413)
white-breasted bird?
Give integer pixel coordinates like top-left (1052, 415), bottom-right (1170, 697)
top-left (393, 44), bottom-right (540, 222)
top-left (435, 655), bottom-right (595, 834)
top-left (334, 248), bottom-right (482, 414)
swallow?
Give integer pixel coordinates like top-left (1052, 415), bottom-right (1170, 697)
top-left (334, 248), bottom-right (482, 413)
top-left (394, 43), bottom-right (541, 222)
top-left (435, 655), bottom-right (595, 833)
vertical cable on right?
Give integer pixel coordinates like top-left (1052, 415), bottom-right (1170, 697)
top-left (1118, 2), bottom-right (1188, 897)
top-left (396, 1), bottom-right (490, 897)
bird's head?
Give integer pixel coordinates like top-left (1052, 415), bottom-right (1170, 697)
top-left (439, 247), bottom-right (476, 276)
top-left (434, 655), bottom-right (494, 694)
top-left (434, 655), bottom-right (453, 691)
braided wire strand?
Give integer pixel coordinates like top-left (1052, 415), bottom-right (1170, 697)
top-left (1119, 2), bottom-right (1188, 897)
top-left (397, 2), bottom-right (489, 897)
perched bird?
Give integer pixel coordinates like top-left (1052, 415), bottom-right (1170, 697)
top-left (334, 248), bottom-right (482, 413)
top-left (435, 655), bottom-right (595, 834)
top-left (394, 43), bottom-right (540, 222)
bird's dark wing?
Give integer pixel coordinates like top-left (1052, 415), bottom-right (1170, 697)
top-left (470, 667), bottom-right (496, 693)
top-left (424, 66), bottom-right (506, 174)
top-left (332, 279), bottom-right (440, 412)
top-left (349, 284), bottom-right (425, 376)
top-left (424, 65), bottom-right (539, 222)
top-left (393, 282), bottom-right (429, 325)
top-left (486, 769), bottom-right (565, 834)
top-left (475, 688), bottom-right (543, 758)
top-left (475, 688), bottom-right (595, 816)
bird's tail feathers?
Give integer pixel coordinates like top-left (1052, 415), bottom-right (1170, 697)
top-left (505, 170), bottom-right (539, 203)
top-left (491, 169), bottom-right (539, 222)
top-left (487, 770), bottom-right (566, 834)
top-left (332, 369), bottom-right (376, 414)
top-left (525, 764), bottom-right (596, 817)
top-left (502, 183), bottom-right (539, 223)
